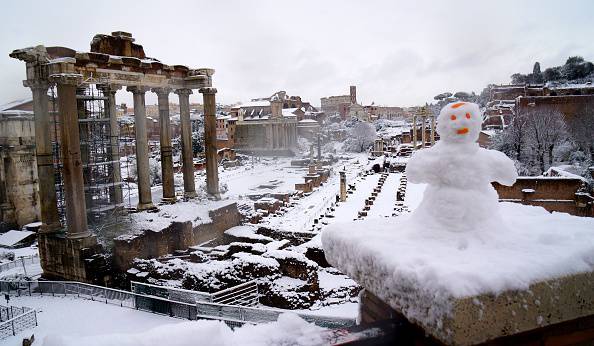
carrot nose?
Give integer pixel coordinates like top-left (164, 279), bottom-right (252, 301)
top-left (457, 127), bottom-right (469, 135)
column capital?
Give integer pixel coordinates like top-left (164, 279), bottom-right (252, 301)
top-left (48, 73), bottom-right (82, 86)
top-left (127, 86), bottom-right (150, 94)
top-left (97, 84), bottom-right (122, 95)
top-left (152, 87), bottom-right (173, 96)
top-left (199, 87), bottom-right (217, 95)
top-left (174, 88), bottom-right (193, 96)
top-left (23, 79), bottom-right (51, 91)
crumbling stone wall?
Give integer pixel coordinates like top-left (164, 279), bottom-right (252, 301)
top-left (113, 203), bottom-right (241, 270)
top-left (493, 177), bottom-right (593, 217)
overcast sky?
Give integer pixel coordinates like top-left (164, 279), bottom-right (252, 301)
top-left (1, 0), bottom-right (593, 108)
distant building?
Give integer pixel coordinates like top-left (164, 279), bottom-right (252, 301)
top-left (230, 91), bottom-right (300, 155)
top-left (484, 82), bottom-right (594, 129)
top-left (321, 86), bottom-right (357, 119)
top-left (0, 99), bottom-right (40, 231)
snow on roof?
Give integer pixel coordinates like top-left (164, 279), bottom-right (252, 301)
top-left (282, 108), bottom-right (298, 118)
top-left (0, 97), bottom-right (32, 112)
top-left (236, 100), bottom-right (270, 108)
top-left (542, 166), bottom-right (588, 182)
top-left (298, 119), bottom-right (318, 123)
top-left (480, 130), bottom-right (497, 137)
top-left (0, 110), bottom-right (33, 117)
top-left (0, 230), bottom-right (35, 247)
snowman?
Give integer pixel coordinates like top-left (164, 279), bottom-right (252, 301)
top-left (406, 102), bottom-right (517, 232)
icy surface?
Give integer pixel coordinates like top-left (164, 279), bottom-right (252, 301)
top-left (322, 202), bottom-right (594, 327)
top-left (406, 102), bottom-right (517, 232)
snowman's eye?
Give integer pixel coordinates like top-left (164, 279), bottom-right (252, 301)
top-left (465, 113), bottom-right (471, 119)
top-left (450, 115), bottom-right (457, 121)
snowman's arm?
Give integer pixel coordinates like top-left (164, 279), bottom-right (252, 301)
top-left (485, 149), bottom-right (518, 186)
top-left (406, 149), bottom-right (437, 184)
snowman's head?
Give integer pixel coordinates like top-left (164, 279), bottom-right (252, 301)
top-left (436, 102), bottom-right (481, 144)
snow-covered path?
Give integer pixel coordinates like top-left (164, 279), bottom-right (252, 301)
top-left (367, 173), bottom-right (401, 218)
top-left (4, 295), bottom-right (182, 345)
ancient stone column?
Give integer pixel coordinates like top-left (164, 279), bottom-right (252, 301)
top-left (421, 116), bottom-right (427, 149)
top-left (431, 115), bottom-right (436, 146)
top-left (175, 88), bottom-right (197, 198)
top-left (51, 74), bottom-right (90, 238)
top-left (412, 115), bottom-right (417, 149)
top-left (317, 132), bottom-right (322, 162)
top-left (24, 79), bottom-right (61, 233)
top-left (98, 84), bottom-right (123, 205)
top-left (153, 88), bottom-right (175, 202)
top-left (200, 87), bottom-right (220, 198)
top-left (339, 171), bottom-right (347, 202)
top-left (127, 86), bottom-right (154, 210)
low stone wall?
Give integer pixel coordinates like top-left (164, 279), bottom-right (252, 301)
top-left (493, 177), bottom-right (593, 217)
top-left (113, 203), bottom-right (241, 271)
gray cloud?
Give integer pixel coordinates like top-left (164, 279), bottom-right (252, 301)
top-left (1, 0), bottom-right (593, 108)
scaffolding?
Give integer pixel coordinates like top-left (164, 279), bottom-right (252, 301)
top-left (48, 84), bottom-right (132, 246)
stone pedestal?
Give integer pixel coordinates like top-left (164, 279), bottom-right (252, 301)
top-left (323, 203), bottom-right (594, 345)
top-left (38, 233), bottom-right (100, 282)
top-left (339, 171), bottom-right (347, 202)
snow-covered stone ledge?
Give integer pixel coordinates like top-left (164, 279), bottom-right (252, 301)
top-left (323, 102), bottom-right (594, 345)
top-left (322, 203), bottom-right (594, 345)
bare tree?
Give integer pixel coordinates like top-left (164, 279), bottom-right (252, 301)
top-left (524, 109), bottom-right (569, 173)
top-left (566, 104), bottom-right (594, 162)
top-left (345, 121), bottom-right (376, 152)
top-left (491, 113), bottom-right (530, 162)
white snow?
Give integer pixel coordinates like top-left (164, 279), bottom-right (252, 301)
top-left (322, 102), bottom-right (594, 331)
top-left (322, 202), bottom-right (594, 329)
top-left (0, 230), bottom-right (34, 247)
top-left (225, 225), bottom-right (273, 242)
top-left (6, 295), bottom-right (325, 346)
top-left (406, 102), bottom-right (517, 232)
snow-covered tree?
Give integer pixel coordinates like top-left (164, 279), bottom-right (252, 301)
top-left (525, 109), bottom-right (569, 173)
top-left (344, 121), bottom-right (376, 152)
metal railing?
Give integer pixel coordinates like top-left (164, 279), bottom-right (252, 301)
top-left (0, 305), bottom-right (37, 339)
top-left (212, 281), bottom-right (259, 307)
top-left (131, 280), bottom-right (259, 307)
top-left (0, 280), bottom-right (354, 329)
top-left (0, 255), bottom-right (39, 273)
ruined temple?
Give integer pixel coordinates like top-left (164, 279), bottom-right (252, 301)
top-left (10, 31), bottom-right (221, 282)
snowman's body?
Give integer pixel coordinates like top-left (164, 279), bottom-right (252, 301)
top-left (406, 102), bottom-right (517, 232)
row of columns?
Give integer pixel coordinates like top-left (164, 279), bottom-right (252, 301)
top-left (28, 76), bottom-right (220, 238)
top-left (411, 115), bottom-right (436, 150)
top-left (267, 123), bottom-right (297, 150)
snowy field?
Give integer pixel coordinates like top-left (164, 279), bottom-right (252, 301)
top-left (2, 296), bottom-right (327, 346)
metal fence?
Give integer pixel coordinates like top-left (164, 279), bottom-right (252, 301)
top-left (0, 280), bottom-right (354, 330)
top-left (212, 281), bottom-right (259, 307)
top-left (0, 305), bottom-right (37, 339)
top-left (0, 255), bottom-right (39, 273)
top-left (131, 280), bottom-right (259, 307)
top-left (131, 281), bottom-right (212, 304)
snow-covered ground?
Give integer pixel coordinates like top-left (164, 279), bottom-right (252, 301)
top-left (4, 295), bottom-right (182, 345)
top-left (3, 295), bottom-right (327, 346)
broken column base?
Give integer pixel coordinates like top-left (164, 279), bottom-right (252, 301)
top-left (38, 233), bottom-right (101, 283)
